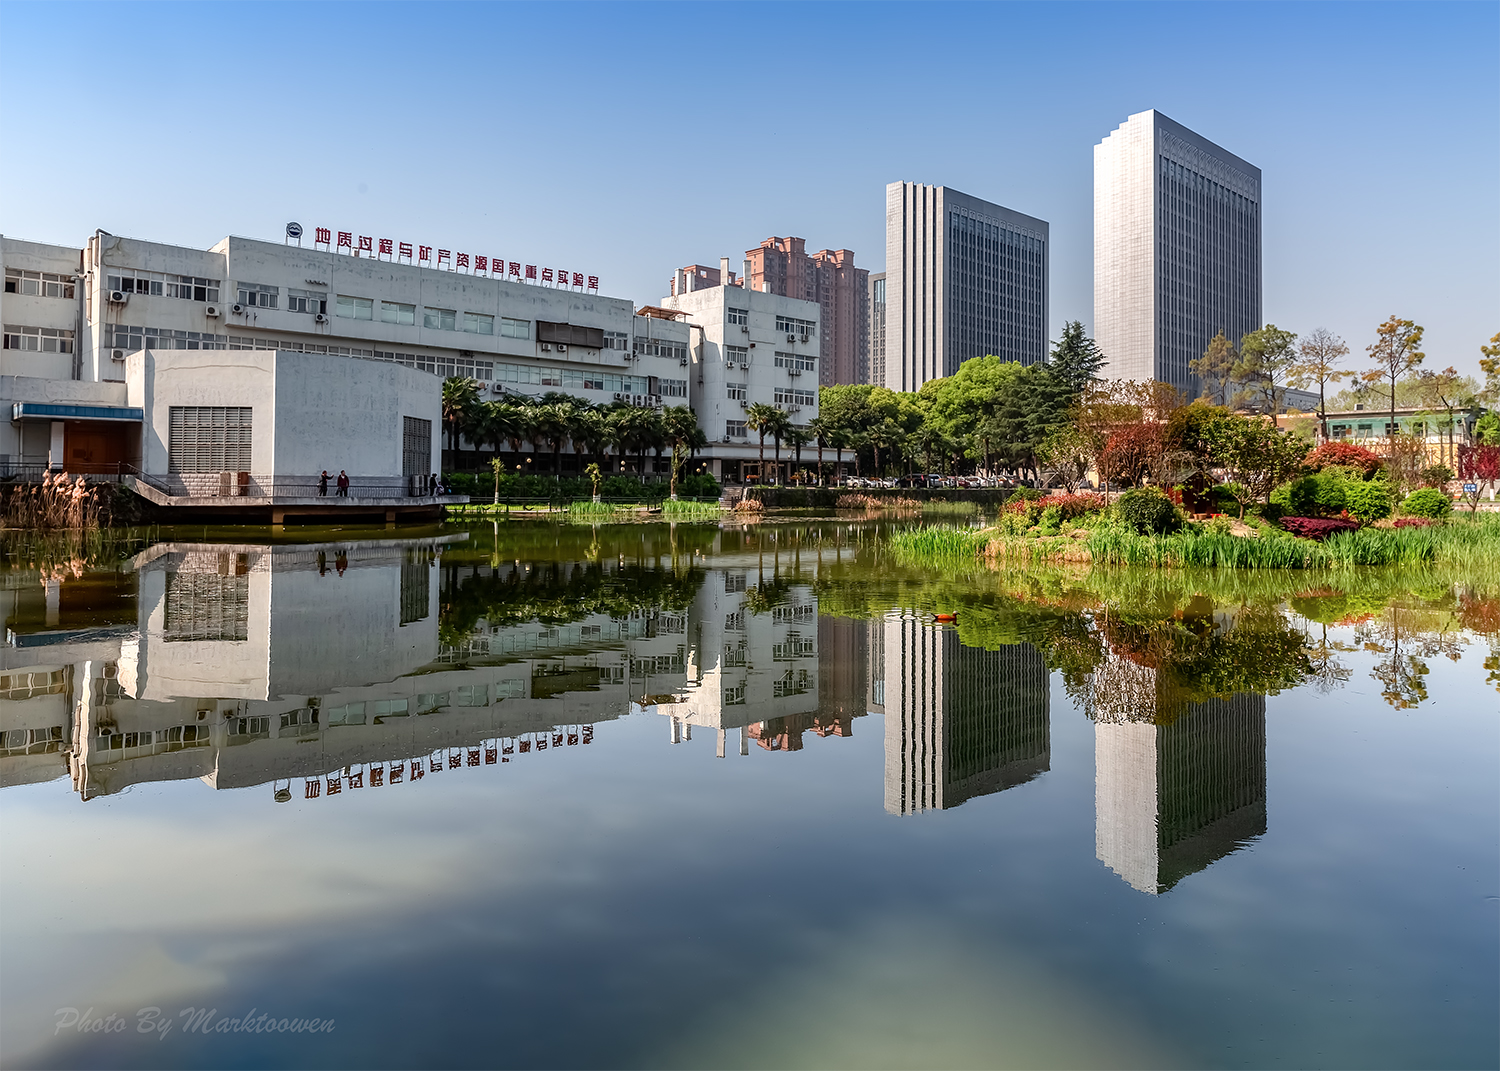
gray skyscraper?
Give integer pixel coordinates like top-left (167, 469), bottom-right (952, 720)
top-left (867, 272), bottom-right (886, 386)
top-left (1094, 109), bottom-right (1262, 397)
top-left (883, 182), bottom-right (1049, 392)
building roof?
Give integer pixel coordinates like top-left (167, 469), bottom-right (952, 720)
top-left (636, 305), bottom-right (687, 321)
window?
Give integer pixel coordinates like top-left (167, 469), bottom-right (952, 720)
top-left (381, 301), bottom-right (416, 325)
top-left (724, 611), bottom-right (745, 631)
top-left (456, 684), bottom-right (489, 707)
top-left (286, 288), bottom-right (326, 315)
top-left (723, 684), bottom-right (746, 705)
top-left (603, 331), bottom-right (629, 350)
top-left (106, 270), bottom-right (218, 300)
top-left (726, 382), bottom-right (747, 401)
top-left (235, 282), bottom-right (277, 309)
top-left (773, 387), bottom-right (815, 408)
top-left (5, 269), bottom-right (74, 298)
top-left (3, 325), bottom-right (74, 353)
top-left (775, 315), bottom-right (815, 336)
top-left (658, 377), bottom-right (687, 398)
top-left (168, 276), bottom-right (219, 302)
top-left (168, 406), bottom-right (252, 473)
top-left (463, 312), bottom-right (494, 335)
top-left (725, 344), bottom-right (749, 364)
top-left (164, 571), bottom-right (250, 642)
top-left (727, 307), bottom-right (748, 326)
top-left (725, 573), bottom-right (747, 593)
top-left (402, 416), bottom-right (431, 477)
top-left (726, 419), bottom-right (747, 438)
top-left (633, 337), bottom-right (689, 361)
top-left (106, 324), bottom-right (226, 351)
top-left (422, 307), bottom-right (456, 330)
top-left (500, 317), bottom-right (530, 339)
top-left (336, 295), bottom-right (373, 320)
top-left (774, 352), bottom-right (815, 372)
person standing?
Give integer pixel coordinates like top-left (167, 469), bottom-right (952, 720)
top-left (336, 470), bottom-right (349, 498)
top-left (318, 470), bottom-right (330, 497)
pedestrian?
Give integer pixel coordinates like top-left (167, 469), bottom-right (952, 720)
top-left (335, 550), bottom-right (347, 576)
top-left (336, 470), bottom-right (349, 498)
top-left (318, 470), bottom-right (330, 497)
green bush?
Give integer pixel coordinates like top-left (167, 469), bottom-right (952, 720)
top-left (1399, 487), bottom-right (1452, 519)
top-left (1279, 473), bottom-right (1347, 518)
top-left (676, 473), bottom-right (721, 498)
top-left (1344, 478), bottom-right (1393, 522)
top-left (1420, 464), bottom-right (1454, 488)
top-left (1210, 483), bottom-right (1246, 514)
top-left (1115, 488), bottom-right (1184, 535)
top-left (445, 472), bottom-right (480, 495)
top-left (1036, 504), bottom-right (1063, 536)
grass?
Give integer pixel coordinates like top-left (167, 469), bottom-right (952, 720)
top-left (660, 499), bottom-right (724, 519)
top-left (890, 512), bottom-right (1500, 572)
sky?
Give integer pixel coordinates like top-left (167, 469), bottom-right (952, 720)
top-left (1, 1), bottom-right (1495, 379)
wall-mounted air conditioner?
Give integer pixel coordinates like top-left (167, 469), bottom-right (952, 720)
top-left (786, 334), bottom-right (796, 343)
top-left (800, 334), bottom-right (809, 343)
top-left (110, 349), bottom-right (125, 362)
top-left (557, 344), bottom-right (567, 353)
top-left (541, 343), bottom-right (552, 351)
top-left (108, 289), bottom-right (128, 304)
top-left (204, 304), bottom-right (221, 318)
top-left (740, 325), bottom-right (749, 333)
top-left (314, 312), bottom-right (328, 324)
top-left (678, 357), bottom-right (688, 366)
top-left (230, 303), bottom-right (246, 315)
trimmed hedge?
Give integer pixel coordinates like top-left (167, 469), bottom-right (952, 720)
top-left (1399, 487), bottom-right (1452, 519)
top-left (1116, 488), bottom-right (1184, 535)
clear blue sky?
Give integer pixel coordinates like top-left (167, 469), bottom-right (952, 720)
top-left (2, 1), bottom-right (1495, 378)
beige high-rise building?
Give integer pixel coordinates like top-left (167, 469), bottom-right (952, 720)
top-left (1094, 109), bottom-right (1262, 396)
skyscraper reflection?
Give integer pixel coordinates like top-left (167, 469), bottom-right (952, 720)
top-left (875, 613), bottom-right (1050, 815)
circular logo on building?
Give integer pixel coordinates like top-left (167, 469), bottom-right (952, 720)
top-left (286, 222), bottom-right (304, 239)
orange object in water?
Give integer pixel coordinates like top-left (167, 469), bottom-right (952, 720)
top-left (933, 612), bottom-right (957, 623)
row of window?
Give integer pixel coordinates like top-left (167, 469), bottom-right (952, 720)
top-left (774, 387), bottom-right (816, 407)
top-left (492, 362), bottom-right (651, 394)
top-left (775, 315), bottom-right (816, 336)
top-left (633, 337), bottom-right (689, 361)
top-left (106, 271), bottom-right (220, 303)
top-left (774, 352), bottom-right (815, 372)
top-left (727, 307), bottom-right (749, 326)
top-left (6, 269), bottom-right (75, 298)
top-left (3, 325), bottom-right (74, 353)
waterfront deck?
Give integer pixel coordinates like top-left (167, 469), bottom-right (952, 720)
top-left (123, 474), bottom-right (464, 524)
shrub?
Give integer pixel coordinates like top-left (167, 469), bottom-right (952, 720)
top-left (1036, 504), bottom-right (1063, 535)
top-left (445, 472), bottom-right (480, 495)
top-left (1279, 473), bottom-right (1347, 518)
top-left (1344, 478), bottom-right (1393, 522)
top-left (1281, 516), bottom-right (1361, 541)
top-left (1303, 441), bottom-right (1383, 478)
top-left (1392, 516), bottom-right (1434, 528)
top-left (1034, 491), bottom-right (1106, 519)
top-left (1420, 464), bottom-right (1454, 488)
top-left (1399, 487), bottom-right (1452, 519)
top-left (1115, 488), bottom-right (1184, 535)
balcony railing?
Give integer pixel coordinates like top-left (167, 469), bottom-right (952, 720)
top-left (127, 469), bottom-right (445, 500)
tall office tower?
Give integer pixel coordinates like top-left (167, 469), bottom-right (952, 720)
top-left (1094, 109), bottom-right (1262, 397)
top-left (867, 273), bottom-right (886, 386)
top-left (1094, 688), bottom-right (1267, 895)
top-left (880, 613), bottom-right (1050, 815)
top-left (883, 181), bottom-right (1049, 392)
top-left (742, 237), bottom-right (870, 387)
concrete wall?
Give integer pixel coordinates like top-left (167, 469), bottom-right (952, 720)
top-left (1, 236), bottom-right (83, 381)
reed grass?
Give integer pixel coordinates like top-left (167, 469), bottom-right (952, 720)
top-left (660, 499), bottom-right (724, 519)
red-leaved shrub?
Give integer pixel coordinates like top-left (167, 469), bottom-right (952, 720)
top-left (1035, 492), bottom-right (1106, 519)
top-left (1281, 516), bottom-right (1361, 541)
top-left (1303, 442), bottom-right (1383, 478)
top-left (1391, 516), bottom-right (1434, 528)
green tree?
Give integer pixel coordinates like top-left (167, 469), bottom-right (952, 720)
top-left (1204, 414), bottom-right (1309, 516)
top-left (441, 376), bottom-right (482, 469)
top-left (744, 402), bottom-right (781, 484)
top-left (1048, 320), bottom-right (1106, 397)
top-left (1412, 366), bottom-right (1480, 467)
top-left (784, 423), bottom-right (812, 483)
top-left (1190, 332), bottom-right (1238, 405)
top-left (1360, 315), bottom-right (1426, 454)
top-left (1288, 327), bottom-right (1352, 441)
top-left (1234, 323), bottom-right (1299, 425)
top-left (1478, 331), bottom-right (1500, 404)
top-left (662, 405), bottom-right (706, 499)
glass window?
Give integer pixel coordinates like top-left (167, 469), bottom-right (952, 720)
top-left (381, 301), bottom-right (416, 325)
top-left (500, 317), bottom-right (529, 339)
top-left (286, 288), bottom-right (326, 315)
top-left (336, 295), bottom-right (373, 320)
top-left (463, 312), bottom-right (494, 335)
top-left (423, 307), bottom-right (457, 331)
top-left (727, 307), bottom-right (748, 326)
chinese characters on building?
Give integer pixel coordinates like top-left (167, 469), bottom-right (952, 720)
top-left (309, 226), bottom-right (597, 291)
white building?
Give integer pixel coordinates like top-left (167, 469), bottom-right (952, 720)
top-left (2, 229), bottom-right (694, 481)
top-left (660, 273), bottom-right (822, 484)
top-left (1094, 110), bottom-right (1262, 397)
top-left (883, 182), bottom-right (1050, 392)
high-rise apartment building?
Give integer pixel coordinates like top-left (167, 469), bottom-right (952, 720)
top-left (883, 182), bottom-right (1049, 392)
top-left (740, 237), bottom-right (869, 387)
top-left (1094, 109), bottom-right (1262, 397)
top-left (868, 273), bottom-right (886, 387)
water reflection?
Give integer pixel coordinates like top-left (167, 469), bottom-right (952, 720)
top-left (3, 524), bottom-right (1496, 902)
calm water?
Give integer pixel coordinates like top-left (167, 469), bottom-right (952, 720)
top-left (2, 520), bottom-right (1496, 1069)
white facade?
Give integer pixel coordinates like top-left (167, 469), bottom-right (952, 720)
top-left (884, 182), bottom-right (1050, 392)
top-left (660, 282), bottom-right (821, 481)
top-left (1094, 110), bottom-right (1262, 396)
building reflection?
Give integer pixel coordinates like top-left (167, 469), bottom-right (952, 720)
top-left (1090, 648), bottom-right (1268, 894)
top-left (874, 613), bottom-right (1051, 814)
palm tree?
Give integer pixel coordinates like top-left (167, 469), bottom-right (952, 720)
top-left (531, 402), bottom-right (573, 476)
top-left (809, 416), bottom-right (829, 486)
top-left (785, 424), bottom-right (811, 485)
top-left (570, 404), bottom-right (606, 473)
top-left (662, 405), bottom-right (706, 499)
top-left (766, 407), bottom-right (793, 485)
top-left (744, 402), bottom-right (780, 486)
top-left (442, 376), bottom-right (481, 469)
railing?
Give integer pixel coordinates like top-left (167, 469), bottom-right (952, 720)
top-left (124, 469), bottom-right (446, 500)
top-left (0, 460), bottom-right (131, 485)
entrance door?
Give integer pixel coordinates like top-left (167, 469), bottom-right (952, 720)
top-left (62, 422), bottom-right (132, 474)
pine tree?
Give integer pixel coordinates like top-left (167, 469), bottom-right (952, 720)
top-left (1048, 321), bottom-right (1105, 396)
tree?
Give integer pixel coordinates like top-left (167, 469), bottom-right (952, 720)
top-left (1288, 327), bottom-right (1352, 442)
top-left (441, 376), bottom-right (481, 469)
top-left (1413, 366), bottom-right (1480, 468)
top-left (766, 407), bottom-right (793, 484)
top-left (1048, 321), bottom-right (1106, 397)
top-left (1098, 423), bottom-right (1168, 488)
top-left (1479, 331), bottom-right (1500, 404)
top-left (1204, 415), bottom-right (1309, 517)
top-left (1360, 315), bottom-right (1425, 455)
top-left (784, 424), bottom-right (811, 483)
top-left (808, 416), bottom-right (830, 485)
top-left (662, 405), bottom-right (705, 499)
top-left (532, 401), bottom-right (573, 476)
top-left (1457, 443), bottom-right (1500, 513)
top-left (1231, 323), bottom-right (1298, 425)
top-left (1037, 422), bottom-right (1098, 492)
top-left (744, 402), bottom-right (780, 484)
top-left (1190, 332), bottom-right (1238, 405)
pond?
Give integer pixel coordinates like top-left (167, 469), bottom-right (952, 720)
top-left (2, 519), bottom-right (1496, 1069)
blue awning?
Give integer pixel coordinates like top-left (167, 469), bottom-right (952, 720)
top-left (11, 402), bottom-right (143, 423)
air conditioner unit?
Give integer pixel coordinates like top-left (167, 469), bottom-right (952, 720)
top-left (541, 343), bottom-right (552, 351)
top-left (492, 383), bottom-right (504, 393)
top-left (678, 357), bottom-right (688, 366)
top-left (800, 334), bottom-right (809, 343)
top-left (722, 435), bottom-right (731, 443)
top-left (108, 289), bottom-right (128, 304)
top-left (204, 304), bottom-right (221, 318)
top-left (230, 302), bottom-right (246, 315)
top-left (314, 312), bottom-right (328, 324)
top-left (740, 325), bottom-right (749, 333)
top-left (739, 400), bottom-right (748, 408)
top-left (789, 368), bottom-right (800, 376)
top-left (557, 344), bottom-right (567, 353)
top-left (786, 334), bottom-right (796, 343)
top-left (110, 349), bottom-right (125, 362)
